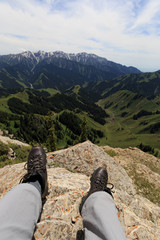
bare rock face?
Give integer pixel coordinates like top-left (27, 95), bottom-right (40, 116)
top-left (102, 145), bottom-right (160, 206)
top-left (7, 148), bottom-right (16, 160)
top-left (0, 134), bottom-right (29, 146)
top-left (0, 141), bottom-right (160, 239)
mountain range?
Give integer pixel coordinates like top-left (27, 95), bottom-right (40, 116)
top-left (0, 51), bottom-right (140, 90)
top-left (1, 50), bottom-right (160, 99)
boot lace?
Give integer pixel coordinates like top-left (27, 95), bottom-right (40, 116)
top-left (93, 178), bottom-right (114, 195)
top-left (20, 154), bottom-right (45, 183)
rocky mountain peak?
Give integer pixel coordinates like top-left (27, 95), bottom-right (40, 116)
top-left (0, 50), bottom-right (141, 73)
top-left (0, 141), bottom-right (159, 239)
top-left (21, 51), bottom-right (35, 58)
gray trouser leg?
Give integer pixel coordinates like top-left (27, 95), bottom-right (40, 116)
top-left (0, 183), bottom-right (42, 240)
top-left (82, 191), bottom-right (126, 240)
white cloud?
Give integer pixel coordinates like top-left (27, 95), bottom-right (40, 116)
top-left (131, 0), bottom-right (160, 28)
top-left (0, 0), bottom-right (160, 71)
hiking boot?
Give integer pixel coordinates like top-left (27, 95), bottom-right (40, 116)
top-left (20, 145), bottom-right (48, 199)
top-left (79, 167), bottom-right (114, 214)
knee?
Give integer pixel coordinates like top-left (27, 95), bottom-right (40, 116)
top-left (88, 192), bottom-right (115, 216)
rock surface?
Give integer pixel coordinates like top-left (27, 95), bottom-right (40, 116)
top-left (102, 145), bottom-right (160, 205)
top-left (0, 141), bottom-right (160, 239)
top-left (0, 134), bottom-right (29, 146)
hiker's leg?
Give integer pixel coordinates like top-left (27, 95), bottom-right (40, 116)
top-left (0, 182), bottom-right (42, 240)
top-left (82, 191), bottom-right (126, 240)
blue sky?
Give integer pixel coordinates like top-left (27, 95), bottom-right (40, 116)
top-left (0, 0), bottom-right (160, 72)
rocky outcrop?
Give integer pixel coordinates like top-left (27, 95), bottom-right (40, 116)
top-left (7, 148), bottom-right (16, 160)
top-left (0, 141), bottom-right (160, 239)
top-left (103, 145), bottom-right (160, 206)
top-left (0, 134), bottom-right (29, 146)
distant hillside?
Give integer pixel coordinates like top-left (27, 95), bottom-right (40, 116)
top-left (66, 83), bottom-right (160, 150)
top-left (81, 71), bottom-right (160, 100)
top-left (0, 51), bottom-right (141, 90)
top-left (103, 71), bottom-right (160, 99)
top-left (1, 86), bottom-right (160, 152)
top-left (0, 88), bottom-right (108, 150)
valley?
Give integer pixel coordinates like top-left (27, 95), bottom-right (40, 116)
top-left (0, 51), bottom-right (160, 155)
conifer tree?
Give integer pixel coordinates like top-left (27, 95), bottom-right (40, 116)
top-left (45, 112), bottom-right (57, 151)
top-left (46, 126), bottom-right (57, 151)
top-left (79, 117), bottom-right (88, 142)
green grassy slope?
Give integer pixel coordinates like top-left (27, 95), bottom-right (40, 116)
top-left (102, 71), bottom-right (160, 98)
top-left (1, 82), bottom-right (160, 152)
top-left (0, 88), bottom-right (107, 150)
top-left (0, 89), bottom-right (30, 113)
top-left (98, 90), bottom-right (160, 149)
